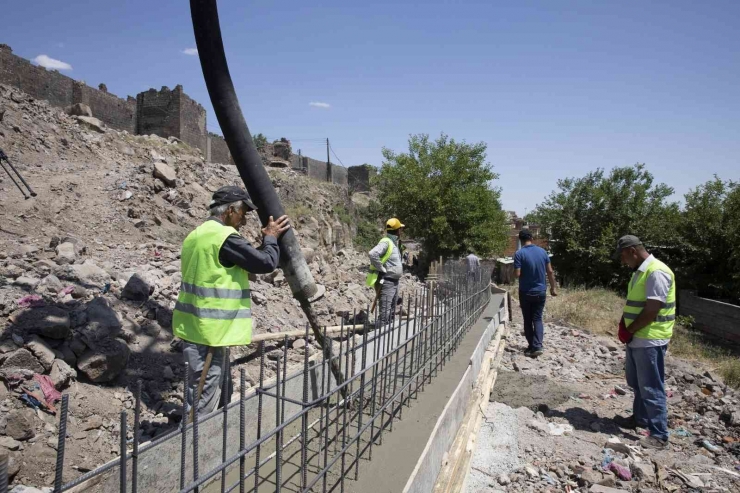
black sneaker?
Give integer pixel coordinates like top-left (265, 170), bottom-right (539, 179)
top-left (523, 347), bottom-right (534, 355)
top-left (613, 414), bottom-right (647, 430)
top-left (529, 348), bottom-right (544, 358)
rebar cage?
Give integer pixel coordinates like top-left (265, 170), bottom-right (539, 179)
top-left (0, 261), bottom-right (494, 493)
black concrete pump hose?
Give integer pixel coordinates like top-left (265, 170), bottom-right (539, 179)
top-left (190, 0), bottom-right (316, 300)
top-left (190, 0), bottom-right (345, 388)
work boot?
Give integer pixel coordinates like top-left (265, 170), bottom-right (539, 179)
top-left (640, 435), bottom-right (669, 450)
top-left (613, 414), bottom-right (647, 430)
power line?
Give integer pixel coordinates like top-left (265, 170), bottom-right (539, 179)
top-left (329, 144), bottom-right (346, 168)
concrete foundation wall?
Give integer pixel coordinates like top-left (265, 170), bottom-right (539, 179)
top-left (678, 290), bottom-right (740, 343)
top-left (403, 295), bottom-right (505, 493)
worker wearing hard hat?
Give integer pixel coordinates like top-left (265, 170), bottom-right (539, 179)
top-left (367, 218), bottom-right (405, 325)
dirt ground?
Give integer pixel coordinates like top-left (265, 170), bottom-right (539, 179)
top-left (470, 296), bottom-right (740, 492)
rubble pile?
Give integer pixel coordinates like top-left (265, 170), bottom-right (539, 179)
top-left (0, 83), bottom-right (423, 488)
top-left (485, 315), bottom-right (740, 492)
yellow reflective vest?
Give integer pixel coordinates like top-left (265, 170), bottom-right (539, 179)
top-left (172, 220), bottom-right (252, 346)
top-left (365, 237), bottom-right (394, 287)
top-left (623, 257), bottom-right (676, 340)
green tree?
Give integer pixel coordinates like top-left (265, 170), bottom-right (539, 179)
top-left (253, 133), bottom-right (267, 152)
top-left (529, 164), bottom-right (681, 290)
top-left (375, 134), bottom-right (508, 261)
top-left (680, 177), bottom-right (740, 301)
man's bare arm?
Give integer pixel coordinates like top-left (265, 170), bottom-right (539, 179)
top-left (546, 263), bottom-right (557, 296)
top-left (515, 268), bottom-right (521, 278)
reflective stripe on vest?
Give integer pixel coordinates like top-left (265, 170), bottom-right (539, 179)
top-left (622, 257), bottom-right (676, 340)
top-left (365, 237), bottom-right (394, 287)
top-left (172, 220), bottom-right (253, 347)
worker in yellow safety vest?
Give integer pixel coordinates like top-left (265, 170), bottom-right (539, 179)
top-left (367, 218), bottom-right (405, 325)
top-left (612, 235), bottom-right (676, 450)
top-left (172, 186), bottom-right (291, 416)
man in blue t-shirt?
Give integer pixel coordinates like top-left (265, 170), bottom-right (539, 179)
top-left (513, 229), bottom-right (557, 357)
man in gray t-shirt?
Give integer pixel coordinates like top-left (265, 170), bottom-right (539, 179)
top-left (466, 252), bottom-right (480, 281)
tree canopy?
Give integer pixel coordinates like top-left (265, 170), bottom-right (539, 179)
top-left (374, 134), bottom-right (508, 262)
top-left (528, 164), bottom-right (681, 290)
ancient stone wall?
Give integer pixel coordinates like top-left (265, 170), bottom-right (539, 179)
top-left (289, 154), bottom-right (348, 186)
top-left (136, 87), bottom-right (181, 141)
top-left (331, 165), bottom-right (348, 187)
top-left (207, 134), bottom-right (233, 165)
top-left (0, 44), bottom-right (75, 109)
top-left (178, 88), bottom-right (207, 153)
top-left (348, 165), bottom-right (375, 192)
top-left (0, 44), bottom-right (359, 183)
top-left (74, 82), bottom-right (136, 133)
top-left (0, 45), bottom-right (135, 132)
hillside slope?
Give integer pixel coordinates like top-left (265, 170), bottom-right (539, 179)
top-left (0, 83), bottom-right (420, 488)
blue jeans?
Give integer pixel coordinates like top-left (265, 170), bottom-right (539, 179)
top-left (625, 345), bottom-right (668, 440)
top-left (519, 292), bottom-right (546, 350)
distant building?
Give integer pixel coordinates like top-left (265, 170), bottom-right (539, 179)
top-left (503, 211), bottom-right (548, 257)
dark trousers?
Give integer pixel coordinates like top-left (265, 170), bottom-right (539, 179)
top-left (519, 292), bottom-right (546, 350)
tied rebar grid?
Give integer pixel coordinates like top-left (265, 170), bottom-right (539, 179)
top-left (47, 261), bottom-right (492, 493)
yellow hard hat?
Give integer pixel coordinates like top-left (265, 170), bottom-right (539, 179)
top-left (386, 218), bottom-right (405, 230)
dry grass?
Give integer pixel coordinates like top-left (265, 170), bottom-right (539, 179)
top-left (543, 287), bottom-right (624, 336)
top-left (506, 283), bottom-right (740, 388)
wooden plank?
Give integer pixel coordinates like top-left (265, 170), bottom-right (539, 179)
top-left (249, 319), bottom-right (417, 343)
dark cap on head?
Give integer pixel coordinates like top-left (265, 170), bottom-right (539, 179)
top-left (209, 186), bottom-right (257, 211)
top-left (518, 229), bottom-right (533, 241)
top-left (613, 235), bottom-right (642, 259)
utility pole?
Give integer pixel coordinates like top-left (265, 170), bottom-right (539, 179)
top-left (326, 138), bottom-right (332, 183)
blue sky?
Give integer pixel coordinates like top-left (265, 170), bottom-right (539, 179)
top-left (4, 0), bottom-right (739, 215)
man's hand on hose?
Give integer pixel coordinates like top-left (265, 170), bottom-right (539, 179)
top-left (262, 215), bottom-right (291, 238)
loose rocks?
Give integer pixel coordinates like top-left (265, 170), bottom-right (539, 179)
top-left (76, 338), bottom-right (130, 383)
top-left (121, 273), bottom-right (154, 301)
top-left (0, 348), bottom-right (44, 374)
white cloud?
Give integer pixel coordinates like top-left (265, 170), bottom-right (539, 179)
top-left (182, 48), bottom-right (198, 56)
top-left (32, 55), bottom-right (72, 71)
top-left (309, 101), bottom-right (331, 109)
